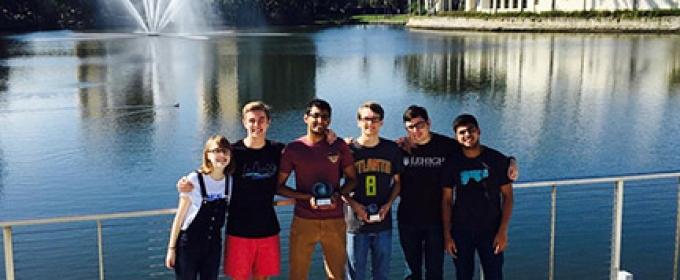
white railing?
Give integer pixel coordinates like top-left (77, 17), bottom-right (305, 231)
top-left (516, 172), bottom-right (680, 280)
top-left (1, 209), bottom-right (176, 280)
top-left (2, 172), bottom-right (680, 280)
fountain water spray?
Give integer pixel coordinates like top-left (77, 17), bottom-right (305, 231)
top-left (111, 0), bottom-right (216, 34)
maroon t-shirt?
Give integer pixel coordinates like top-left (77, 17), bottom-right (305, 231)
top-left (280, 136), bottom-right (354, 219)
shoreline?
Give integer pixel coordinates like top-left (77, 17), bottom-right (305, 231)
top-left (405, 16), bottom-right (680, 33)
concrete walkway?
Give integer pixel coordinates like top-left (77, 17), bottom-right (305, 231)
top-left (406, 16), bottom-right (680, 33)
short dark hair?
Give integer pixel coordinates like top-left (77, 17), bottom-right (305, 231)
top-left (403, 105), bottom-right (429, 122)
top-left (306, 98), bottom-right (332, 116)
top-left (357, 101), bottom-right (384, 120)
top-left (452, 114), bottom-right (479, 131)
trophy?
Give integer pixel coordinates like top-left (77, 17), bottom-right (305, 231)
top-left (312, 182), bottom-right (333, 207)
top-left (366, 203), bottom-right (381, 222)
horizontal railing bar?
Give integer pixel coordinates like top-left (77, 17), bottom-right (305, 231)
top-left (0, 198), bottom-right (295, 228)
top-left (0, 209), bottom-right (176, 228)
top-left (2, 172), bottom-right (678, 229)
top-left (515, 171), bottom-right (680, 189)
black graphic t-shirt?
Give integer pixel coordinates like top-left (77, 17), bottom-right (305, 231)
top-left (227, 139), bottom-right (283, 237)
top-left (398, 133), bottom-right (460, 226)
top-left (441, 146), bottom-right (511, 233)
top-left (346, 138), bottom-right (405, 233)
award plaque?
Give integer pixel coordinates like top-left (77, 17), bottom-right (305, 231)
top-left (312, 182), bottom-right (333, 206)
top-left (367, 203), bottom-right (380, 221)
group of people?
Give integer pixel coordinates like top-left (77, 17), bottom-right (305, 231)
top-left (164, 98), bottom-right (518, 280)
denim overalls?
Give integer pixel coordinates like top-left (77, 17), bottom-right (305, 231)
top-left (174, 172), bottom-right (229, 280)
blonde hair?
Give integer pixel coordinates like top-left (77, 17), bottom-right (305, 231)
top-left (357, 101), bottom-right (384, 120)
top-left (242, 101), bottom-right (271, 120)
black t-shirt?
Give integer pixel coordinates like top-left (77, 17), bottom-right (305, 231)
top-left (346, 138), bottom-right (405, 233)
top-left (441, 146), bottom-right (512, 233)
top-left (226, 139), bottom-right (284, 238)
top-left (397, 133), bottom-right (460, 226)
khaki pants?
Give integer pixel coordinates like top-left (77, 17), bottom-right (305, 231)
top-left (289, 215), bottom-right (347, 280)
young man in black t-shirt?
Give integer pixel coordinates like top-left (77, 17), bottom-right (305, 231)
top-left (222, 102), bottom-right (284, 280)
top-left (442, 114), bottom-right (514, 280)
top-left (345, 102), bottom-right (404, 280)
top-left (397, 106), bottom-right (518, 280)
top-left (397, 105), bottom-right (458, 280)
top-left (178, 101), bottom-right (283, 280)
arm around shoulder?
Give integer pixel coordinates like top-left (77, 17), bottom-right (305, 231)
top-left (338, 164), bottom-right (358, 195)
top-left (507, 156), bottom-right (519, 181)
top-left (275, 171), bottom-right (312, 201)
top-left (176, 176), bottom-right (195, 193)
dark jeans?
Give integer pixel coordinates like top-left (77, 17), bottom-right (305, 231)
top-left (398, 223), bottom-right (444, 280)
top-left (174, 232), bottom-right (222, 280)
top-left (450, 227), bottom-right (504, 280)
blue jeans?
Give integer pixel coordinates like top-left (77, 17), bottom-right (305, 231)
top-left (398, 223), bottom-right (444, 280)
top-left (346, 230), bottom-right (392, 280)
top-left (450, 227), bottom-right (504, 280)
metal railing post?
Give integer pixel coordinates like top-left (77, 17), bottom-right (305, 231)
top-left (3, 226), bottom-right (15, 280)
top-left (550, 184), bottom-right (557, 280)
top-left (97, 220), bottom-right (104, 280)
top-left (610, 180), bottom-right (625, 280)
top-left (674, 176), bottom-right (680, 280)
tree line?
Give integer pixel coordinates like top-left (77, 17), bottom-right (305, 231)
top-left (0, 0), bottom-right (409, 32)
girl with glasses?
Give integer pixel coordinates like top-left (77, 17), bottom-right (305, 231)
top-left (166, 135), bottom-right (234, 280)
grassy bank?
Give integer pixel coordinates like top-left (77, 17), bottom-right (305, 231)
top-left (315, 14), bottom-right (409, 25)
top-left (351, 14), bottom-right (410, 24)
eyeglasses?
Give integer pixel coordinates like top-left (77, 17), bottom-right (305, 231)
top-left (456, 126), bottom-right (478, 136)
top-left (208, 148), bottom-right (230, 154)
top-left (307, 113), bottom-right (330, 120)
top-left (405, 120), bottom-right (427, 130)
top-left (359, 116), bottom-right (382, 123)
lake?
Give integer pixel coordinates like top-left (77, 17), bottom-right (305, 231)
top-left (1, 25), bottom-right (680, 279)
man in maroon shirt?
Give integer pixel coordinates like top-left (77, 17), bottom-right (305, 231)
top-left (276, 99), bottom-right (357, 280)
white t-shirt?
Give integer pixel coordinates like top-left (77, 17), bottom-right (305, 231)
top-left (179, 172), bottom-right (231, 230)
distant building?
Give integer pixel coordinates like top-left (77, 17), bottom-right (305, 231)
top-left (423, 0), bottom-right (679, 13)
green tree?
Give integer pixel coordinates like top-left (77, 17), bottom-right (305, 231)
top-left (1, 0), bottom-right (96, 32)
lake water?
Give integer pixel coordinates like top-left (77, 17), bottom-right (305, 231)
top-left (1, 26), bottom-right (680, 279)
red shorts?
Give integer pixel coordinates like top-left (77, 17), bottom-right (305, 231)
top-left (223, 234), bottom-right (281, 278)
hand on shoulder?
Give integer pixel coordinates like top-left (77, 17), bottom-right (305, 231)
top-left (176, 176), bottom-right (194, 193)
top-left (396, 136), bottom-right (415, 154)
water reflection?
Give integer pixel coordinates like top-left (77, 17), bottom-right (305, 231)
top-left (402, 31), bottom-right (680, 97)
top-left (0, 38), bottom-right (17, 103)
top-left (1, 28), bottom-right (679, 209)
top-left (0, 148), bottom-right (5, 200)
top-left (235, 35), bottom-right (316, 110)
top-left (397, 31), bottom-right (680, 179)
top-left (400, 34), bottom-right (507, 94)
top-left (1, 27), bottom-right (680, 279)
top-left (66, 33), bottom-right (318, 189)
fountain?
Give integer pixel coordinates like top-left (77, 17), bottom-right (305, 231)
top-left (109, 0), bottom-right (217, 34)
